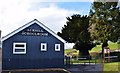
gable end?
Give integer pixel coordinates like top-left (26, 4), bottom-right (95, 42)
top-left (2, 19), bottom-right (66, 43)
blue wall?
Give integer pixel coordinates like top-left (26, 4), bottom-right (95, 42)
top-left (2, 23), bottom-right (64, 70)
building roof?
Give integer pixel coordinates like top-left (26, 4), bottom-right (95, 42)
top-left (2, 19), bottom-right (66, 43)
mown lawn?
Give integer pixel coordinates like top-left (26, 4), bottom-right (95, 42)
top-left (65, 42), bottom-right (119, 55)
top-left (103, 62), bottom-right (120, 72)
top-left (90, 42), bottom-right (119, 53)
top-left (69, 59), bottom-right (100, 64)
top-left (65, 49), bottom-right (78, 54)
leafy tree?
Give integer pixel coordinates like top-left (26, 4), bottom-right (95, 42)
top-left (58, 14), bottom-right (96, 58)
top-left (89, 1), bottom-right (120, 55)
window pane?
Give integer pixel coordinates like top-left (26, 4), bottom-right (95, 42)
top-left (13, 43), bottom-right (26, 54)
top-left (55, 44), bottom-right (60, 51)
top-left (41, 43), bottom-right (47, 51)
top-left (15, 49), bottom-right (25, 52)
top-left (15, 44), bottom-right (24, 47)
top-left (42, 45), bottom-right (45, 49)
top-left (56, 45), bottom-right (59, 49)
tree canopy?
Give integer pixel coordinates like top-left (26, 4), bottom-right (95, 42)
top-left (89, 2), bottom-right (120, 43)
top-left (58, 15), bottom-right (96, 57)
top-left (89, 1), bottom-right (120, 55)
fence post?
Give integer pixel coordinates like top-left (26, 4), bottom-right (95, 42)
top-left (95, 57), bottom-right (96, 64)
top-left (89, 56), bottom-right (90, 65)
top-left (65, 55), bottom-right (71, 67)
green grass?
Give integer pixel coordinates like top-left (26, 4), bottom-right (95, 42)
top-left (90, 44), bottom-right (102, 53)
top-left (109, 42), bottom-right (119, 51)
top-left (65, 42), bottom-right (119, 55)
top-left (103, 62), bottom-right (120, 71)
top-left (90, 42), bottom-right (118, 53)
top-left (70, 59), bottom-right (100, 64)
top-left (65, 49), bottom-right (79, 55)
top-left (65, 49), bottom-right (76, 54)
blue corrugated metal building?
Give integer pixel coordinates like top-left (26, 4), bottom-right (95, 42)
top-left (2, 19), bottom-right (65, 70)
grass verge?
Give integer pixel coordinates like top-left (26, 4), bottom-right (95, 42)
top-left (103, 62), bottom-right (120, 71)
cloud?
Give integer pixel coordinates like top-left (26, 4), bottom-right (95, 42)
top-left (13, 0), bottom-right (94, 2)
top-left (118, 1), bottom-right (120, 7)
top-left (65, 43), bottom-right (74, 49)
top-left (0, 0), bottom-right (82, 37)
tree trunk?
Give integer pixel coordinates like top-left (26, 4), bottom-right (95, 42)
top-left (79, 50), bottom-right (91, 59)
top-left (102, 40), bottom-right (108, 58)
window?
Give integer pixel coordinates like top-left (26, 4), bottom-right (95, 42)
top-left (55, 44), bottom-right (60, 51)
top-left (13, 43), bottom-right (26, 54)
top-left (41, 43), bottom-right (47, 51)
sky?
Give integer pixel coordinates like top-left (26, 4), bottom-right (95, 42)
top-left (0, 0), bottom-right (119, 49)
top-left (0, 0), bottom-right (92, 37)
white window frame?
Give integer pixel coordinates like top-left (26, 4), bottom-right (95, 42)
top-left (55, 44), bottom-right (60, 51)
top-left (41, 43), bottom-right (47, 51)
top-left (13, 43), bottom-right (26, 54)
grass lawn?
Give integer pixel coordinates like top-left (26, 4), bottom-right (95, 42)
top-left (90, 44), bottom-right (102, 53)
top-left (65, 42), bottom-right (119, 55)
top-left (65, 49), bottom-right (79, 56)
top-left (65, 49), bottom-right (78, 54)
top-left (69, 59), bottom-right (100, 64)
top-left (90, 42), bottom-right (119, 53)
top-left (103, 62), bottom-right (120, 71)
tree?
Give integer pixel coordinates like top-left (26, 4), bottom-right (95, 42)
top-left (89, 1), bottom-right (120, 55)
top-left (58, 14), bottom-right (96, 58)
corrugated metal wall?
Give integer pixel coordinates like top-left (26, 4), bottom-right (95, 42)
top-left (2, 23), bottom-right (64, 70)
